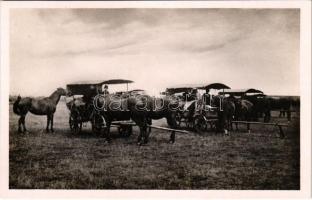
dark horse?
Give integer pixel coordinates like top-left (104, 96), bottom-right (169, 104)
top-left (13, 88), bottom-right (67, 133)
top-left (136, 95), bottom-right (179, 144)
top-left (211, 96), bottom-right (235, 134)
top-left (96, 94), bottom-right (178, 145)
top-left (244, 95), bottom-right (271, 122)
top-left (268, 97), bottom-right (292, 121)
top-left (232, 99), bottom-right (254, 132)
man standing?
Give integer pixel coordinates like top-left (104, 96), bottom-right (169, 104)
top-left (103, 85), bottom-right (109, 95)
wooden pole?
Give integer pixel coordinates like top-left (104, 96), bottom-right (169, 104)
top-left (232, 121), bottom-right (288, 127)
top-left (111, 122), bottom-right (191, 134)
top-left (148, 125), bottom-right (191, 134)
top-left (111, 121), bottom-right (136, 126)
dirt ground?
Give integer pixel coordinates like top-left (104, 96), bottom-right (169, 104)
top-left (9, 100), bottom-right (300, 189)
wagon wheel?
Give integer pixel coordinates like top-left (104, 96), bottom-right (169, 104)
top-left (193, 115), bottom-right (207, 134)
top-left (69, 111), bottom-right (82, 134)
top-left (91, 112), bottom-right (107, 135)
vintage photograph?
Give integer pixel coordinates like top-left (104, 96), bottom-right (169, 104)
top-left (7, 7), bottom-right (302, 190)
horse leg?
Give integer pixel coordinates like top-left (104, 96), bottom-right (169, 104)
top-left (46, 115), bottom-right (50, 133)
top-left (18, 117), bottom-right (23, 133)
top-left (247, 123), bottom-right (250, 133)
top-left (105, 122), bottom-right (111, 143)
top-left (225, 118), bottom-right (230, 135)
top-left (137, 128), bottom-right (143, 144)
top-left (215, 114), bottom-right (222, 134)
top-left (229, 118), bottom-right (233, 131)
top-left (219, 115), bottom-right (228, 135)
top-left (167, 115), bottom-right (177, 143)
top-left (135, 119), bottom-right (143, 144)
top-left (264, 110), bottom-right (271, 122)
top-left (50, 114), bottom-right (54, 133)
top-left (170, 131), bottom-right (175, 143)
top-left (21, 115), bottom-right (27, 133)
top-left (136, 121), bottom-right (147, 145)
top-left (147, 118), bottom-right (152, 134)
top-left (137, 125), bottom-right (146, 145)
top-left (287, 111), bottom-right (291, 122)
top-left (268, 111), bottom-right (271, 122)
top-left (131, 116), bottom-right (147, 145)
top-left (142, 119), bottom-right (149, 144)
top-left (145, 126), bottom-right (151, 143)
top-left (79, 121), bottom-right (82, 132)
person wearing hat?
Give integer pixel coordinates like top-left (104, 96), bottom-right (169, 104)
top-left (189, 88), bottom-right (198, 101)
top-left (204, 88), bottom-right (212, 106)
top-left (103, 84), bottom-right (109, 95)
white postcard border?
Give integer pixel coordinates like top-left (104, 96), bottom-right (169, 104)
top-left (0, 1), bottom-right (311, 199)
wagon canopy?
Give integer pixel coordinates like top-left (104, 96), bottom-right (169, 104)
top-left (166, 83), bottom-right (230, 94)
top-left (128, 89), bottom-right (146, 95)
top-left (166, 84), bottom-right (203, 94)
top-left (218, 88), bottom-right (264, 96)
top-left (68, 79), bottom-right (133, 86)
top-left (197, 83), bottom-right (231, 90)
top-left (67, 79), bottom-right (133, 96)
top-left (101, 79), bottom-right (134, 85)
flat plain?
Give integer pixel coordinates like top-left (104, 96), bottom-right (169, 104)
top-left (9, 100), bottom-right (300, 189)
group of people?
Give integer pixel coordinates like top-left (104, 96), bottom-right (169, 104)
top-left (180, 88), bottom-right (215, 106)
top-left (182, 89), bottom-right (199, 101)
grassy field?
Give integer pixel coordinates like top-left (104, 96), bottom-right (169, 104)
top-left (9, 100), bottom-right (300, 189)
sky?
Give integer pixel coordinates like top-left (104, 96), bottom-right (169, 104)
top-left (10, 8), bottom-right (300, 96)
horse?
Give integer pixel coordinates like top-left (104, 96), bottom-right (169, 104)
top-left (244, 95), bottom-right (271, 122)
top-left (175, 100), bottom-right (197, 128)
top-left (95, 94), bottom-right (178, 145)
top-left (268, 97), bottom-right (292, 121)
top-left (140, 95), bottom-right (179, 144)
top-left (94, 94), bottom-right (132, 142)
top-left (13, 88), bottom-right (67, 133)
top-left (232, 99), bottom-right (254, 132)
top-left (211, 96), bottom-right (235, 135)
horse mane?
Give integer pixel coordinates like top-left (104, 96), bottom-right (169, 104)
top-left (49, 89), bottom-right (59, 98)
top-left (49, 88), bottom-right (65, 98)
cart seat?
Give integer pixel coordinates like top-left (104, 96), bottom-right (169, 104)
top-left (204, 105), bottom-right (218, 111)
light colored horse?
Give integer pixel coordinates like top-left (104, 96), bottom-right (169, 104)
top-left (13, 88), bottom-right (67, 133)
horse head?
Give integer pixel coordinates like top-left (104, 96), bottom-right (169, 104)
top-left (56, 87), bottom-right (67, 96)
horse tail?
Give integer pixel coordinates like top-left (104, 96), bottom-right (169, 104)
top-left (13, 95), bottom-right (22, 115)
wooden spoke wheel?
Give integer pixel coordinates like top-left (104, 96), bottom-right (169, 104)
top-left (69, 111), bottom-right (82, 134)
top-left (193, 115), bottom-right (207, 134)
top-left (91, 112), bottom-right (107, 134)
